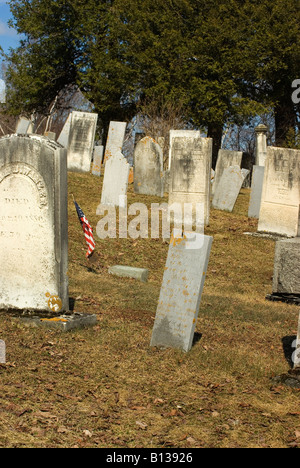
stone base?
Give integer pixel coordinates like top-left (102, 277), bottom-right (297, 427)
top-left (16, 312), bottom-right (98, 331)
top-left (266, 293), bottom-right (300, 306)
top-left (243, 232), bottom-right (289, 241)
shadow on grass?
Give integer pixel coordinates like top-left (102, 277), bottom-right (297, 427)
top-left (282, 335), bottom-right (297, 368)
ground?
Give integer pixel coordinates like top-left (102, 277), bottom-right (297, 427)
top-left (0, 171), bottom-right (299, 448)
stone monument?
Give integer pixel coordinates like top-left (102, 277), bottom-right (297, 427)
top-left (134, 136), bottom-right (164, 197)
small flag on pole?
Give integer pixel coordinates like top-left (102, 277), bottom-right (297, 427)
top-left (73, 199), bottom-right (95, 258)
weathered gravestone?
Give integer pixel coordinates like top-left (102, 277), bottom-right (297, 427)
top-left (258, 147), bottom-right (300, 237)
top-left (169, 137), bottom-right (212, 227)
top-left (103, 121), bottom-right (127, 163)
top-left (212, 165), bottom-right (249, 212)
top-left (57, 113), bottom-right (72, 147)
top-left (168, 130), bottom-right (201, 170)
top-left (272, 237), bottom-right (300, 296)
top-left (213, 149), bottom-right (243, 195)
top-left (150, 230), bottom-right (213, 352)
top-left (248, 165), bottom-right (265, 218)
top-left (0, 134), bottom-right (68, 312)
top-left (16, 117), bottom-right (33, 134)
top-left (92, 145), bottom-right (104, 176)
top-left (67, 111), bottom-right (98, 173)
top-left (134, 136), bottom-right (164, 197)
top-left (99, 151), bottom-right (130, 208)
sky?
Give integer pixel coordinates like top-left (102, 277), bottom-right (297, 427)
top-left (0, 1), bottom-right (23, 56)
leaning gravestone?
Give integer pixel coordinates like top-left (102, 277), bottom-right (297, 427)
top-left (103, 121), bottom-right (127, 163)
top-left (57, 113), bottom-right (72, 147)
top-left (67, 111), bottom-right (98, 173)
top-left (150, 230), bottom-right (213, 352)
top-left (213, 149), bottom-right (243, 195)
top-left (212, 165), bottom-right (249, 212)
top-left (248, 165), bottom-right (265, 218)
top-left (92, 145), bottom-right (104, 176)
top-left (0, 134), bottom-right (68, 312)
top-left (169, 136), bottom-right (212, 227)
top-left (134, 136), bottom-right (164, 197)
top-left (99, 151), bottom-right (130, 208)
top-left (258, 147), bottom-right (300, 237)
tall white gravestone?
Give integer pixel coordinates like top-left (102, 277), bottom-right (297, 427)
top-left (103, 121), bottom-right (127, 163)
top-left (92, 145), bottom-right (104, 176)
top-left (99, 151), bottom-right (130, 208)
top-left (169, 136), bottom-right (212, 226)
top-left (150, 231), bottom-right (213, 352)
top-left (134, 136), bottom-right (164, 197)
top-left (258, 147), bottom-right (300, 237)
top-left (67, 111), bottom-right (98, 173)
top-left (248, 165), bottom-right (265, 218)
top-left (57, 113), bottom-right (72, 148)
top-left (0, 134), bottom-right (68, 311)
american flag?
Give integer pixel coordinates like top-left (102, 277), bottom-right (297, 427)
top-left (74, 200), bottom-right (95, 258)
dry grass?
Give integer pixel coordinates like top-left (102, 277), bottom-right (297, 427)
top-left (0, 171), bottom-right (299, 448)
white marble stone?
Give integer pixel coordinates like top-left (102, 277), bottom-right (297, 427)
top-left (103, 121), bottom-right (127, 163)
top-left (99, 151), bottom-right (130, 208)
top-left (67, 111), bottom-right (98, 173)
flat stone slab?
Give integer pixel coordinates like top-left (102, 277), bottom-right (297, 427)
top-left (108, 265), bottom-right (149, 282)
top-left (16, 312), bottom-right (97, 331)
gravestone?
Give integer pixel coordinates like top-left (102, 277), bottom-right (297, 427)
top-left (134, 136), bottom-right (164, 197)
top-left (213, 149), bottom-right (243, 195)
top-left (57, 113), bottom-right (72, 147)
top-left (168, 130), bottom-right (201, 169)
top-left (0, 134), bottom-right (68, 312)
top-left (0, 79), bottom-right (6, 104)
top-left (99, 151), bottom-right (130, 208)
top-left (103, 121), bottom-right (127, 163)
top-left (92, 145), bottom-right (104, 176)
top-left (67, 111), bottom-right (98, 172)
top-left (255, 124), bottom-right (268, 166)
top-left (248, 165), bottom-right (265, 218)
top-left (169, 136), bottom-right (212, 227)
top-left (150, 230), bottom-right (213, 352)
top-left (258, 147), bottom-right (300, 237)
top-left (212, 165), bottom-right (249, 212)
top-left (16, 117), bottom-right (32, 134)
top-left (108, 265), bottom-right (149, 282)
top-left (272, 238), bottom-right (300, 295)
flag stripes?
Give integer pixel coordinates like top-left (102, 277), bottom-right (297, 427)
top-left (74, 200), bottom-right (95, 258)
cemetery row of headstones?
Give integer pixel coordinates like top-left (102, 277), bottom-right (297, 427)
top-left (1, 110), bottom-right (299, 359)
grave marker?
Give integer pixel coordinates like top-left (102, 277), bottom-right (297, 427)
top-left (99, 151), bottom-right (130, 208)
top-left (168, 130), bottom-right (201, 170)
top-left (57, 113), bottom-right (72, 147)
top-left (92, 145), bottom-right (104, 176)
top-left (134, 136), bottom-right (164, 197)
top-left (212, 165), bottom-right (249, 212)
top-left (258, 147), bottom-right (300, 237)
top-left (104, 121), bottom-right (127, 163)
top-left (150, 230), bottom-right (213, 352)
top-left (248, 165), bottom-right (265, 218)
top-left (0, 134), bottom-right (68, 312)
top-left (169, 136), bottom-right (212, 226)
top-left (67, 111), bottom-right (98, 173)
top-left (213, 149), bottom-right (243, 195)
top-left (16, 117), bottom-right (32, 134)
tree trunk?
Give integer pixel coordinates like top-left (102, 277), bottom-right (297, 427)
top-left (207, 123), bottom-right (223, 169)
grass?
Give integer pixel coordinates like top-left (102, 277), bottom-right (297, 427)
top-left (0, 171), bottom-right (299, 448)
